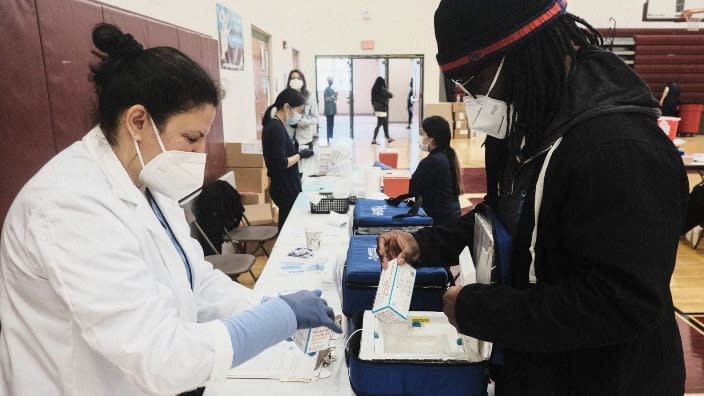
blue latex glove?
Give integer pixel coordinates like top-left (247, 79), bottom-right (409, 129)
top-left (222, 298), bottom-right (297, 367)
top-left (279, 290), bottom-right (343, 333)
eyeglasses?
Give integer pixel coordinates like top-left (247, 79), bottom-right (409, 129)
top-left (449, 75), bottom-right (477, 99)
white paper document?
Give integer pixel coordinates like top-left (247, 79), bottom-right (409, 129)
top-left (227, 340), bottom-right (317, 381)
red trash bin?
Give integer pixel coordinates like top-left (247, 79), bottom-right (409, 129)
top-left (679, 104), bottom-right (704, 135)
top-left (658, 117), bottom-right (680, 141)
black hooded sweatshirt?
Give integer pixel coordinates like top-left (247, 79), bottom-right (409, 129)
top-left (413, 49), bottom-right (687, 395)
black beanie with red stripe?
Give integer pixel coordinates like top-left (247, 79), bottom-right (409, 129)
top-left (435, 0), bottom-right (568, 79)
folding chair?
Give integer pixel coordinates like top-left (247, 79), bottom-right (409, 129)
top-left (181, 202), bottom-right (258, 283)
top-left (224, 213), bottom-right (278, 257)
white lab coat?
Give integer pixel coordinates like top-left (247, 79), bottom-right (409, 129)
top-left (0, 127), bottom-right (259, 395)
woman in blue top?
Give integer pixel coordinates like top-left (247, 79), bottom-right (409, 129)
top-left (409, 116), bottom-right (462, 226)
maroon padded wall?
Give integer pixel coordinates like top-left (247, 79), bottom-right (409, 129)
top-left (0, 0), bottom-right (226, 225)
top-left (36, 0), bottom-right (102, 151)
top-left (102, 5), bottom-right (148, 44)
top-left (0, 0), bottom-right (57, 225)
top-left (603, 28), bottom-right (704, 103)
top-left (633, 34), bottom-right (704, 103)
top-left (201, 37), bottom-right (226, 184)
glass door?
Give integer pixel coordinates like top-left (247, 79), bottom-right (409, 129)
top-left (315, 56), bottom-right (352, 141)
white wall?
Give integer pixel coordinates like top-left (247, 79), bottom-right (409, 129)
top-left (97, 0), bottom-right (691, 142)
top-left (100, 0), bottom-right (312, 142)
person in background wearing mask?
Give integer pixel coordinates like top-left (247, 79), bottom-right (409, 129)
top-left (409, 116), bottom-right (462, 226)
top-left (262, 88), bottom-right (313, 231)
top-left (371, 76), bottom-right (394, 145)
top-left (377, 0), bottom-right (686, 394)
top-left (323, 76), bottom-right (337, 140)
top-left (0, 24), bottom-right (340, 396)
top-left (286, 70), bottom-right (318, 174)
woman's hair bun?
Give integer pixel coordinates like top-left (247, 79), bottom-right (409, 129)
top-left (92, 23), bottom-right (143, 60)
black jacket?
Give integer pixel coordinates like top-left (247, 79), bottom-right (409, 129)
top-left (372, 88), bottom-right (393, 113)
top-left (413, 49), bottom-right (687, 395)
top-left (194, 180), bottom-right (243, 254)
top-left (262, 119), bottom-right (302, 205)
top-left (409, 148), bottom-right (461, 226)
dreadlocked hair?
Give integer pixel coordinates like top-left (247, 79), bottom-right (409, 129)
top-left (504, 13), bottom-right (603, 156)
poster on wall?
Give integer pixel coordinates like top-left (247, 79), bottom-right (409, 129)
top-left (216, 4), bottom-right (244, 70)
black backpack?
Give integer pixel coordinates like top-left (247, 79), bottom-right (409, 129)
top-left (194, 180), bottom-right (245, 253)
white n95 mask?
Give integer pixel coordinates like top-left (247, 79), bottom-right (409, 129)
top-left (463, 56), bottom-right (509, 140)
top-left (289, 78), bottom-right (304, 91)
top-left (133, 117), bottom-right (206, 201)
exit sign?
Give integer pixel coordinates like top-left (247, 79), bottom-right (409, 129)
top-left (361, 40), bottom-right (374, 50)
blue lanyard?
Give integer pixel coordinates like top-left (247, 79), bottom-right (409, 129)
top-left (145, 189), bottom-right (193, 289)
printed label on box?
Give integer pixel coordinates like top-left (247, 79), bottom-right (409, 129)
top-left (293, 326), bottom-right (331, 354)
top-left (372, 259), bottom-right (416, 324)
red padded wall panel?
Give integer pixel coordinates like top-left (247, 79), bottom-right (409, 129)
top-left (102, 5), bottom-right (148, 45)
top-left (36, 0), bottom-right (102, 151)
top-left (177, 29), bottom-right (203, 65)
top-left (633, 32), bottom-right (704, 103)
top-left (176, 30), bottom-right (223, 182)
top-left (146, 20), bottom-right (178, 48)
top-left (201, 36), bottom-right (226, 183)
top-left (0, 0), bottom-right (57, 224)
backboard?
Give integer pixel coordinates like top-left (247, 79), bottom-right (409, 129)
top-left (644, 0), bottom-right (704, 20)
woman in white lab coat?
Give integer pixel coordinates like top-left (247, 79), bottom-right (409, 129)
top-left (0, 23), bottom-right (340, 396)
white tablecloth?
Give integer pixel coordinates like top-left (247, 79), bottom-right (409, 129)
top-left (205, 176), bottom-right (356, 396)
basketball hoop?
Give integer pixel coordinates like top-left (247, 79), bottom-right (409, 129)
top-left (682, 8), bottom-right (704, 31)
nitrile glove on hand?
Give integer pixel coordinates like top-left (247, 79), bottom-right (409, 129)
top-left (280, 290), bottom-right (342, 333)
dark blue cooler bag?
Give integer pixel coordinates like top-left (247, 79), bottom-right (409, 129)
top-left (353, 198), bottom-right (433, 230)
top-left (347, 311), bottom-right (488, 396)
top-left (342, 235), bottom-right (447, 318)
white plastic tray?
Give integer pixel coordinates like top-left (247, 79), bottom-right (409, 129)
top-left (358, 311), bottom-right (488, 362)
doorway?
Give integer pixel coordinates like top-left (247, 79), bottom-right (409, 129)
top-left (315, 55), bottom-right (424, 141)
top-left (252, 28), bottom-right (271, 139)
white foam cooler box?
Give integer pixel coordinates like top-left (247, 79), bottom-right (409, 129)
top-left (341, 235), bottom-right (447, 319)
top-left (347, 311), bottom-right (488, 396)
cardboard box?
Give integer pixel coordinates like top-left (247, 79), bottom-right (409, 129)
top-left (424, 103), bottom-right (454, 126)
top-left (243, 203), bottom-right (273, 225)
top-left (271, 204), bottom-right (279, 224)
top-left (372, 259), bottom-right (416, 324)
top-left (451, 102), bottom-right (464, 112)
top-left (228, 167), bottom-right (268, 193)
top-left (240, 192), bottom-right (264, 205)
top-left (455, 111), bottom-right (466, 121)
top-left (225, 142), bottom-right (265, 168)
top-left (455, 120), bottom-right (467, 129)
top-left (454, 129), bottom-right (470, 139)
